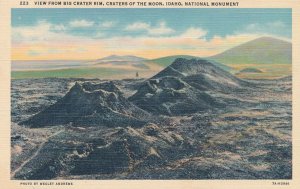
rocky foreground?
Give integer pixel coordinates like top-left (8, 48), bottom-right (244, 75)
top-left (11, 59), bottom-right (292, 179)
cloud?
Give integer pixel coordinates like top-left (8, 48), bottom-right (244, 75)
top-left (52, 24), bottom-right (66, 32)
top-left (148, 21), bottom-right (175, 35)
top-left (180, 27), bottom-right (208, 39)
top-left (12, 20), bottom-right (94, 44)
top-left (12, 20), bottom-right (60, 43)
top-left (125, 22), bottom-right (150, 31)
top-left (235, 21), bottom-right (291, 39)
top-left (12, 20), bottom-right (102, 59)
top-left (69, 19), bottom-right (94, 27)
top-left (125, 21), bottom-right (175, 36)
top-left (101, 21), bottom-right (116, 28)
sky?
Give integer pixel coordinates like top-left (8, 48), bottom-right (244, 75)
top-left (12, 8), bottom-right (291, 60)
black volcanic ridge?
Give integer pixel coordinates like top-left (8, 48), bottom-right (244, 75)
top-left (20, 81), bottom-right (150, 128)
top-left (129, 58), bottom-right (245, 115)
top-left (152, 58), bottom-right (244, 90)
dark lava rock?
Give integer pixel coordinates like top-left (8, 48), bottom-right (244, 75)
top-left (11, 134), bottom-right (28, 142)
top-left (70, 125), bottom-right (189, 176)
top-left (143, 123), bottom-right (160, 136)
top-left (152, 58), bottom-right (244, 90)
top-left (71, 140), bottom-right (132, 175)
top-left (21, 81), bottom-right (149, 128)
top-left (128, 58), bottom-right (250, 115)
top-left (129, 76), bottom-right (223, 116)
top-left (14, 141), bottom-right (67, 180)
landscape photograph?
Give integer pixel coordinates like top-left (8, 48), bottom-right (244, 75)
top-left (11, 8), bottom-right (292, 179)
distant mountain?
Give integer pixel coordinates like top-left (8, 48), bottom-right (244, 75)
top-left (97, 55), bottom-right (147, 62)
top-left (210, 37), bottom-right (291, 65)
top-left (93, 55), bottom-right (159, 72)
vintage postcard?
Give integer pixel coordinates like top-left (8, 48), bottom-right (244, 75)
top-left (0, 0), bottom-right (300, 188)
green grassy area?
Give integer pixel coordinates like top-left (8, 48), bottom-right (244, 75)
top-left (235, 72), bottom-right (291, 80)
top-left (12, 67), bottom-right (125, 79)
top-left (231, 64), bottom-right (291, 79)
top-left (12, 63), bottom-right (291, 80)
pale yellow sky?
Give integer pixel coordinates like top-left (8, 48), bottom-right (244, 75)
top-left (12, 33), bottom-right (268, 60)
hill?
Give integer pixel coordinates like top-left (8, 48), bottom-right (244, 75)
top-left (96, 55), bottom-right (147, 62)
top-left (21, 81), bottom-right (150, 128)
top-left (150, 55), bottom-right (232, 72)
top-left (129, 58), bottom-right (246, 116)
top-left (210, 37), bottom-right (291, 65)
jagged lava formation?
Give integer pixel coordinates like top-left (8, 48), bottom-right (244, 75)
top-left (129, 58), bottom-right (248, 115)
top-left (12, 58), bottom-right (292, 179)
top-left (21, 81), bottom-right (149, 128)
